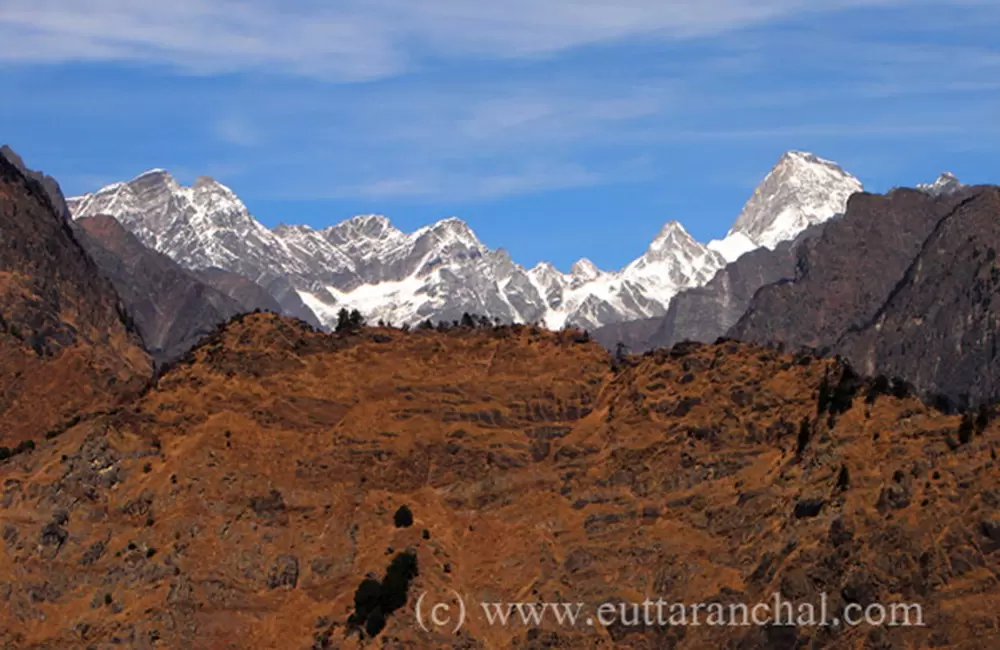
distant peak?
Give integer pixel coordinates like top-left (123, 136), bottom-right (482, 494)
top-left (350, 213), bottom-right (391, 227)
top-left (429, 216), bottom-right (476, 239)
top-left (325, 213), bottom-right (398, 242)
top-left (777, 150), bottom-right (844, 171)
top-left (653, 220), bottom-right (691, 240)
top-left (917, 171), bottom-right (965, 197)
top-left (132, 168), bottom-right (172, 181)
top-left (193, 175), bottom-right (221, 188)
top-left (352, 214), bottom-right (394, 232)
top-left (435, 216), bottom-right (468, 228)
top-left (647, 220), bottom-right (695, 254)
top-left (571, 258), bottom-right (602, 280)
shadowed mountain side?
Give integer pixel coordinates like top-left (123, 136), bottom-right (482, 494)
top-left (730, 185), bottom-right (998, 405)
top-left (194, 267), bottom-right (284, 315)
top-left (0, 153), bottom-right (151, 447)
top-left (74, 215), bottom-right (256, 365)
top-left (840, 187), bottom-right (1000, 407)
top-left (729, 187), bottom-right (981, 351)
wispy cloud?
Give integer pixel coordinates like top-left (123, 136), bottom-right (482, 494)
top-left (4, 0), bottom-right (999, 210)
top-left (285, 162), bottom-right (609, 202)
top-left (212, 116), bottom-right (259, 146)
top-left (0, 0), bottom-right (966, 80)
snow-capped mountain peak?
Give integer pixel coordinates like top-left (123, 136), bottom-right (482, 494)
top-left (726, 150), bottom-right (863, 250)
top-left (917, 172), bottom-right (965, 197)
top-left (570, 258), bottom-right (603, 282)
top-left (646, 220), bottom-right (699, 257)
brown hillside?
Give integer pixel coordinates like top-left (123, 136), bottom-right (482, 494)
top-left (0, 155), bottom-right (151, 449)
top-left (0, 314), bottom-right (997, 649)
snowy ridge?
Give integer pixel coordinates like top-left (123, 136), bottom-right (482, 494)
top-left (68, 150), bottom-right (863, 331)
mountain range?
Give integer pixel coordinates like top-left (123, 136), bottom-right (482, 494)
top-left (2, 143), bottom-right (1000, 649)
top-left (66, 151), bottom-right (863, 332)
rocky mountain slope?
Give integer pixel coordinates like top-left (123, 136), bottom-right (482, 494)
top-left (729, 179), bottom-right (995, 405)
top-left (840, 187), bottom-right (1000, 407)
top-left (1, 313), bottom-right (997, 649)
top-left (68, 152), bottom-right (862, 331)
top-left (0, 153), bottom-right (151, 448)
top-left (73, 215), bottom-right (267, 365)
top-left (192, 267), bottom-right (285, 317)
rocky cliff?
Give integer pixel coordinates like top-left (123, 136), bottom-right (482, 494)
top-left (0, 153), bottom-right (151, 447)
top-left (841, 188), bottom-right (1000, 407)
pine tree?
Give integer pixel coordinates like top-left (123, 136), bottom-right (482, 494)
top-left (335, 308), bottom-right (351, 333)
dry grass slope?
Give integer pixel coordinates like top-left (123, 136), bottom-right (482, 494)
top-left (0, 314), bottom-right (997, 649)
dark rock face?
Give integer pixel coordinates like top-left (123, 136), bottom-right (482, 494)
top-left (0, 145), bottom-right (72, 221)
top-left (0, 150), bottom-right (151, 446)
top-left (729, 184), bottom-right (1000, 406)
top-left (593, 225), bottom-right (824, 354)
top-left (729, 188), bottom-right (978, 351)
top-left (73, 215), bottom-right (255, 365)
top-left (840, 188), bottom-right (1000, 406)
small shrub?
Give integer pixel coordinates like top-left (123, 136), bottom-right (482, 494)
top-left (958, 413), bottom-right (976, 445)
top-left (836, 464), bottom-right (851, 491)
top-left (346, 551), bottom-right (419, 639)
top-left (393, 505), bottom-right (413, 528)
top-left (796, 417), bottom-right (812, 456)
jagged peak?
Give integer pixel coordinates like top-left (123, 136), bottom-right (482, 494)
top-left (348, 213), bottom-right (392, 228)
top-left (571, 258), bottom-right (602, 280)
top-left (530, 260), bottom-right (558, 273)
top-left (334, 214), bottom-right (396, 237)
top-left (726, 151), bottom-right (862, 250)
top-left (650, 220), bottom-right (694, 247)
top-left (131, 168), bottom-right (174, 183)
top-left (777, 150), bottom-right (845, 171)
top-left (420, 217), bottom-right (482, 246)
top-left (917, 172), bottom-right (965, 197)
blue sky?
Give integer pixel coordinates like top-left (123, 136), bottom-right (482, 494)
top-left (2, 0), bottom-right (999, 271)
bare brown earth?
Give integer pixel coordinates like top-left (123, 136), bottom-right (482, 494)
top-left (0, 314), bottom-right (998, 649)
